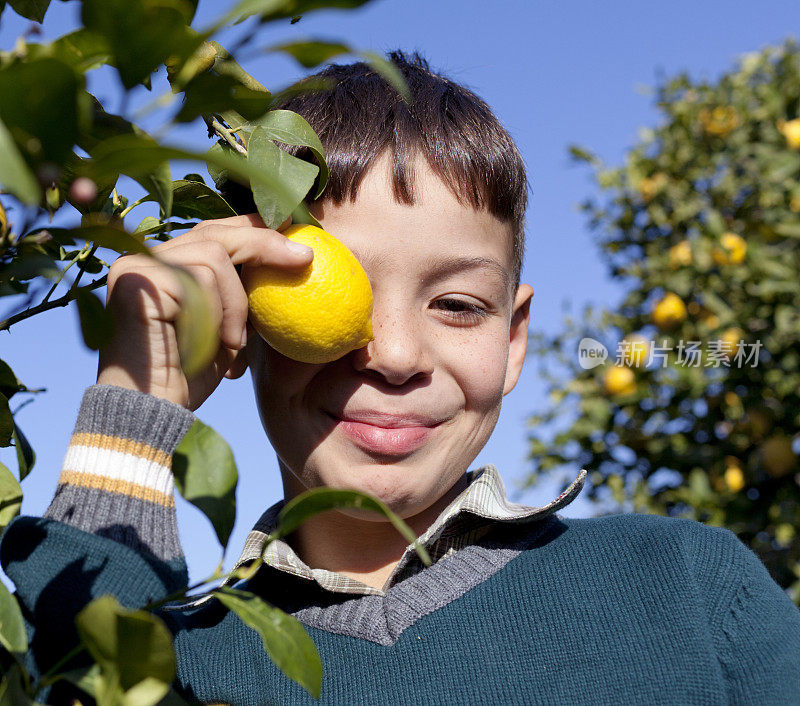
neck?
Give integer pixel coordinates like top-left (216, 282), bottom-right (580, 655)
top-left (279, 468), bottom-right (470, 591)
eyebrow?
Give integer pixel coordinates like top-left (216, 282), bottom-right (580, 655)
top-left (355, 250), bottom-right (511, 293)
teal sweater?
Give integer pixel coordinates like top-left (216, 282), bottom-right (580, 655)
top-left (2, 386), bottom-right (800, 704)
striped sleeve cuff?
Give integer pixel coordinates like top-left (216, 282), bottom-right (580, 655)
top-left (44, 384), bottom-right (196, 562)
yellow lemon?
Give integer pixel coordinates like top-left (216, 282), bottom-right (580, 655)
top-left (638, 173), bottom-right (667, 202)
top-left (620, 334), bottom-right (649, 367)
top-left (652, 292), bottom-right (687, 330)
top-left (712, 232), bottom-right (747, 265)
top-left (699, 311), bottom-right (720, 330)
top-left (724, 464), bottom-right (745, 492)
top-left (603, 365), bottom-right (637, 396)
top-left (761, 435), bottom-right (797, 478)
top-left (668, 240), bottom-right (692, 269)
top-left (720, 327), bottom-right (744, 350)
top-left (699, 106), bottom-right (739, 137)
top-left (243, 224), bottom-right (374, 364)
top-left (779, 118), bottom-right (800, 150)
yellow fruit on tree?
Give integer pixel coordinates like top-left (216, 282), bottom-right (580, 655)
top-left (711, 232), bottom-right (747, 265)
top-left (720, 327), bottom-right (744, 350)
top-left (699, 106), bottom-right (739, 137)
top-left (638, 173), bottom-right (667, 202)
top-left (724, 464), bottom-right (745, 492)
top-left (760, 435), bottom-right (797, 478)
top-left (652, 292), bottom-right (687, 329)
top-left (242, 224), bottom-right (374, 364)
top-left (620, 334), bottom-right (649, 367)
top-left (778, 118), bottom-right (800, 150)
top-left (699, 311), bottom-right (720, 329)
top-left (668, 240), bottom-right (692, 269)
top-left (603, 365), bottom-right (637, 396)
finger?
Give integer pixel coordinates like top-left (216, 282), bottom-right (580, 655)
top-left (178, 264), bottom-right (224, 337)
top-left (153, 221), bottom-right (313, 268)
top-left (223, 347), bottom-right (249, 379)
top-left (156, 242), bottom-right (249, 351)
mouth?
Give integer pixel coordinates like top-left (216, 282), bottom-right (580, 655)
top-left (324, 411), bottom-right (442, 457)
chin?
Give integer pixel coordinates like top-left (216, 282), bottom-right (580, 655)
top-left (310, 456), bottom-right (434, 519)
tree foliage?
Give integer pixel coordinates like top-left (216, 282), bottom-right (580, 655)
top-left (527, 40), bottom-right (800, 604)
top-left (0, 0), bottom-right (421, 702)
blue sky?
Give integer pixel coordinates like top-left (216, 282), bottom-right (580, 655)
top-left (1, 0), bottom-right (797, 582)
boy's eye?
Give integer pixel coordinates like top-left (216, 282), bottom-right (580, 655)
top-left (431, 298), bottom-right (488, 323)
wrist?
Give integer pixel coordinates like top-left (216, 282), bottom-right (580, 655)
top-left (97, 364), bottom-right (189, 409)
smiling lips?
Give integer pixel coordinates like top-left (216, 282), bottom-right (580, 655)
top-left (326, 410), bottom-right (443, 456)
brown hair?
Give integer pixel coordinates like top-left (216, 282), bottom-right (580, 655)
top-left (223, 50), bottom-right (528, 289)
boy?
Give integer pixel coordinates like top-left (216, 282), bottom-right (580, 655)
top-left (3, 52), bottom-right (799, 705)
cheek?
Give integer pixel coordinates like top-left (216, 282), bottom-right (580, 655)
top-left (248, 338), bottom-right (311, 405)
top-left (448, 328), bottom-right (509, 407)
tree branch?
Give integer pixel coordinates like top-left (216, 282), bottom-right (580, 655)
top-left (0, 276), bottom-right (107, 332)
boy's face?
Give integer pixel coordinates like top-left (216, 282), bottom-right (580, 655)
top-left (246, 153), bottom-right (534, 522)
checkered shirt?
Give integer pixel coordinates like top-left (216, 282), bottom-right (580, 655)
top-left (221, 464), bottom-right (587, 598)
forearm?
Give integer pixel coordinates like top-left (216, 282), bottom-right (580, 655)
top-left (43, 383), bottom-right (196, 563)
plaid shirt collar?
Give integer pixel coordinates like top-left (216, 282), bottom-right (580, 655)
top-left (220, 464), bottom-right (587, 598)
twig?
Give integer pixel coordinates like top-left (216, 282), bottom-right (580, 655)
top-left (68, 244), bottom-right (99, 294)
top-left (0, 276), bottom-right (107, 332)
top-left (208, 116), bottom-right (247, 155)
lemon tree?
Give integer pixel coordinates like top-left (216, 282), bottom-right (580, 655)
top-left (527, 39), bottom-right (800, 604)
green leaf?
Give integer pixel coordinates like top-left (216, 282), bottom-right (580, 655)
top-left (90, 133), bottom-right (315, 224)
top-left (206, 142), bottom-right (244, 189)
top-left (0, 462), bottom-right (22, 531)
top-left (176, 73), bottom-right (272, 124)
top-left (72, 225), bottom-right (151, 255)
top-left (248, 126), bottom-right (319, 229)
top-left (12, 424), bottom-right (34, 481)
top-left (141, 180), bottom-right (237, 221)
top-left (75, 595), bottom-right (176, 693)
top-left (24, 29), bottom-right (112, 73)
top-left (358, 51), bottom-right (411, 103)
top-left (0, 58), bottom-right (81, 165)
top-left (291, 200), bottom-right (322, 228)
top-left (270, 39), bottom-right (349, 68)
top-left (253, 110), bottom-right (328, 198)
top-left (133, 216), bottom-right (165, 237)
top-left (267, 43), bottom-right (409, 103)
top-left (0, 394), bottom-right (12, 448)
top-left (212, 0), bottom-right (371, 29)
top-left (7, 0), bottom-right (50, 22)
top-left (172, 419), bottom-right (238, 549)
top-left (170, 268), bottom-right (221, 383)
top-left (122, 676), bottom-right (171, 705)
top-left (213, 587), bottom-right (321, 699)
top-left (0, 360), bottom-right (22, 400)
top-left (82, 0), bottom-right (200, 89)
top-left (0, 580), bottom-right (27, 654)
top-left (60, 664), bottom-right (101, 699)
top-left (76, 288), bottom-right (114, 351)
top-left (139, 160), bottom-right (173, 220)
top-left (0, 119), bottom-right (41, 205)
top-left (0, 664), bottom-right (31, 706)
top-left (51, 29), bottom-right (112, 72)
top-left (276, 487), bottom-right (432, 566)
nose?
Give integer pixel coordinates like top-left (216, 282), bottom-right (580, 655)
top-left (350, 300), bottom-right (434, 385)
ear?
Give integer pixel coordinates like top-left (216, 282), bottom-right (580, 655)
top-left (503, 284), bottom-right (534, 396)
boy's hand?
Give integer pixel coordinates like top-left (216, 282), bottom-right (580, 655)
top-left (96, 214), bottom-right (313, 411)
